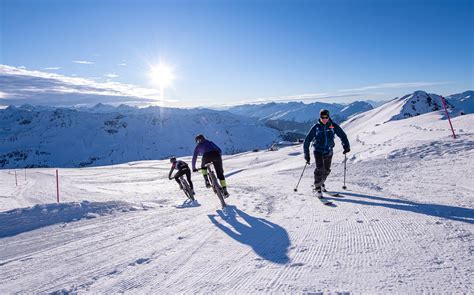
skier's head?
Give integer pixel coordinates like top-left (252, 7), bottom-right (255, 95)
top-left (195, 134), bottom-right (205, 144)
top-left (319, 109), bottom-right (330, 122)
top-left (320, 109), bottom-right (330, 118)
top-left (170, 156), bottom-right (176, 163)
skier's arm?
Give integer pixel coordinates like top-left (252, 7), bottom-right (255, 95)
top-left (303, 126), bottom-right (315, 157)
top-left (192, 147), bottom-right (199, 170)
top-left (168, 164), bottom-right (175, 179)
top-left (334, 124), bottom-right (350, 150)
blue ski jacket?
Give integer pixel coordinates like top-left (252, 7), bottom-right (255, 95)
top-left (303, 119), bottom-right (350, 156)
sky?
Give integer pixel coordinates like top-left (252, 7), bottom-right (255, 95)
top-left (0, 0), bottom-right (473, 107)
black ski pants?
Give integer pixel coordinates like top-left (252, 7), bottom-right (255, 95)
top-left (202, 150), bottom-right (225, 181)
top-left (174, 168), bottom-right (193, 190)
top-left (313, 152), bottom-right (333, 188)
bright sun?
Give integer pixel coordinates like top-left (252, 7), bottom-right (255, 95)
top-left (149, 62), bottom-right (176, 95)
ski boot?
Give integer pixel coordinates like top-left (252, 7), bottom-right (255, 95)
top-left (313, 186), bottom-right (323, 198)
top-left (222, 186), bottom-right (230, 199)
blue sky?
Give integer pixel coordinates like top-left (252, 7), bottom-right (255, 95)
top-left (1, 0), bottom-right (473, 107)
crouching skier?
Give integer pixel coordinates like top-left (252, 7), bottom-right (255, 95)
top-left (169, 156), bottom-right (195, 197)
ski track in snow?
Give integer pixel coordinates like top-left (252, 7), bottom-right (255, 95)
top-left (1, 114), bottom-right (473, 293)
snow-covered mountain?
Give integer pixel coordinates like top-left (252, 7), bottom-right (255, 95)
top-left (387, 91), bottom-right (454, 121)
top-left (1, 90), bottom-right (470, 169)
top-left (338, 101), bottom-right (374, 121)
top-left (365, 99), bottom-right (388, 108)
top-left (447, 90), bottom-right (474, 115)
top-left (344, 90), bottom-right (467, 128)
top-left (342, 90), bottom-right (473, 163)
top-left (227, 101), bottom-right (373, 124)
top-left (0, 106), bottom-right (280, 168)
top-left (227, 100), bottom-right (373, 137)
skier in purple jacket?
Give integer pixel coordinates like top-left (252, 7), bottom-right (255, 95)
top-left (192, 134), bottom-right (229, 197)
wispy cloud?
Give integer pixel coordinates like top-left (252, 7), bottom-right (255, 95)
top-left (118, 63), bottom-right (127, 66)
top-left (72, 60), bottom-right (94, 65)
top-left (44, 67), bottom-right (61, 70)
top-left (0, 64), bottom-right (177, 106)
top-left (105, 73), bottom-right (118, 78)
top-left (339, 82), bottom-right (452, 92)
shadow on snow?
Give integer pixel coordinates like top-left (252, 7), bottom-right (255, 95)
top-left (208, 205), bottom-right (290, 264)
top-left (330, 191), bottom-right (474, 224)
top-left (175, 199), bottom-right (201, 209)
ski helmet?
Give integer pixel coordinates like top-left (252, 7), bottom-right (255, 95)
top-left (170, 156), bottom-right (176, 163)
top-left (195, 134), bottom-right (205, 143)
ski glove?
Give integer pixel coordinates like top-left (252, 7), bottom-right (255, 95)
top-left (343, 147), bottom-right (350, 154)
top-left (304, 154), bottom-right (310, 164)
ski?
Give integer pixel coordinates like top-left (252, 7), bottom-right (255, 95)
top-left (317, 197), bottom-right (333, 206)
top-left (323, 191), bottom-right (342, 197)
top-left (321, 186), bottom-right (343, 197)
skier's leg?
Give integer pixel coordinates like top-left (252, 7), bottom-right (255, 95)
top-left (213, 157), bottom-right (229, 196)
top-left (321, 153), bottom-right (333, 184)
top-left (313, 152), bottom-right (325, 189)
top-left (174, 170), bottom-right (185, 189)
top-left (201, 154), bottom-right (211, 188)
top-left (213, 157), bottom-right (225, 181)
top-left (185, 169), bottom-right (194, 190)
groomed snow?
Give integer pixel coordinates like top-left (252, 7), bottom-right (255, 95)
top-left (0, 113), bottom-right (472, 293)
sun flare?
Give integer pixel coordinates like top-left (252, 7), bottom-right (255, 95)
top-left (149, 62), bottom-right (175, 90)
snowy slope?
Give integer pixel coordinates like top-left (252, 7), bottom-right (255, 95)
top-left (0, 106), bottom-right (280, 168)
top-left (341, 90), bottom-right (473, 162)
top-left (0, 110), bottom-right (472, 293)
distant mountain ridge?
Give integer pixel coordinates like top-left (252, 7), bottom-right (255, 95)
top-left (226, 100), bottom-right (374, 136)
top-left (0, 90), bottom-right (471, 169)
top-left (227, 101), bottom-right (373, 124)
top-left (0, 106), bottom-right (280, 168)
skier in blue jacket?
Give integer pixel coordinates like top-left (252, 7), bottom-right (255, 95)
top-left (303, 109), bottom-right (350, 198)
top-left (192, 134), bottom-right (229, 197)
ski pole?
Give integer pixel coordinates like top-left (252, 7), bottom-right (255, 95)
top-left (342, 154), bottom-right (347, 190)
top-left (294, 162), bottom-right (308, 192)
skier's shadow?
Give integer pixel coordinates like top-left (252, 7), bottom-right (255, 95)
top-left (330, 191), bottom-right (474, 224)
top-left (174, 199), bottom-right (201, 209)
top-left (208, 206), bottom-right (290, 264)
